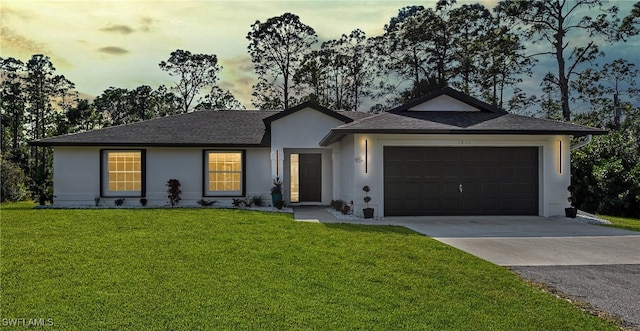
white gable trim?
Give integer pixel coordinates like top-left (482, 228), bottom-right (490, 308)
top-left (408, 94), bottom-right (481, 112)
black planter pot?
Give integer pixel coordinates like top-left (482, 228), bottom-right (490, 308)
top-left (271, 193), bottom-right (282, 206)
top-left (565, 207), bottom-right (577, 218)
top-left (363, 208), bottom-right (374, 219)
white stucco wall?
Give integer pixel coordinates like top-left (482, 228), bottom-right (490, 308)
top-left (337, 135), bottom-right (355, 205)
top-left (52, 147), bottom-right (101, 204)
top-left (51, 146), bottom-right (271, 207)
top-left (270, 107), bottom-right (343, 205)
top-left (346, 134), bottom-right (572, 217)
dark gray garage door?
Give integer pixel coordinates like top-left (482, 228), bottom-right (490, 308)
top-left (384, 147), bottom-right (538, 216)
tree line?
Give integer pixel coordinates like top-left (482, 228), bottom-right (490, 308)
top-left (1, 0), bottom-right (639, 216)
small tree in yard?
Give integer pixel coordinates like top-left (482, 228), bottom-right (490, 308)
top-left (167, 179), bottom-right (182, 207)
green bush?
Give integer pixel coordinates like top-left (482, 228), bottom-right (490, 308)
top-left (1, 156), bottom-right (29, 202)
top-left (571, 130), bottom-right (640, 218)
top-left (331, 199), bottom-right (346, 211)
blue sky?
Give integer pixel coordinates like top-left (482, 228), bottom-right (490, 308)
top-left (1, 0), bottom-right (637, 110)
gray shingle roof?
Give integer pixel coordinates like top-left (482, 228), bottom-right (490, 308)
top-left (33, 92), bottom-right (604, 148)
top-left (33, 111), bottom-right (279, 147)
top-left (319, 111), bottom-right (607, 146)
top-left (31, 109), bottom-right (374, 147)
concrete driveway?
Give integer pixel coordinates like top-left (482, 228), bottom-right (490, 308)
top-left (386, 215), bottom-right (640, 266)
top-left (294, 207), bottom-right (640, 266)
top-left (294, 208), bottom-right (640, 326)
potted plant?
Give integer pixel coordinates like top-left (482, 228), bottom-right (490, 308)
top-left (565, 185), bottom-right (577, 218)
top-left (271, 177), bottom-right (283, 206)
top-left (362, 186), bottom-right (374, 219)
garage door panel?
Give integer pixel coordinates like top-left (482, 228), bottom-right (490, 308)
top-left (461, 199), bottom-right (482, 210)
top-left (422, 183), bottom-right (442, 195)
top-left (482, 183), bottom-right (499, 194)
top-left (499, 183), bottom-right (517, 195)
top-left (462, 167), bottom-right (483, 179)
top-left (423, 163), bottom-right (442, 177)
top-left (481, 199), bottom-right (499, 210)
top-left (384, 147), bottom-right (538, 216)
top-left (404, 182), bottom-right (422, 196)
top-left (499, 167), bottom-right (517, 179)
top-left (518, 183), bottom-right (536, 194)
top-left (385, 162), bottom-right (404, 178)
top-left (441, 181), bottom-right (461, 195)
top-left (406, 162), bottom-right (424, 177)
top-left (460, 182), bottom-right (480, 194)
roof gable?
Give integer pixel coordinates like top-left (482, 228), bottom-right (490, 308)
top-left (408, 94), bottom-right (482, 112)
top-left (389, 86), bottom-right (507, 114)
top-left (263, 101), bottom-right (353, 129)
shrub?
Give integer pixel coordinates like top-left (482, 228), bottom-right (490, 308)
top-left (340, 204), bottom-right (351, 215)
top-left (166, 179), bottom-right (182, 207)
top-left (232, 198), bottom-right (245, 207)
top-left (197, 199), bottom-right (216, 207)
top-left (115, 198), bottom-right (125, 206)
top-left (251, 195), bottom-right (265, 207)
top-left (571, 130), bottom-right (640, 218)
top-left (1, 156), bottom-right (29, 202)
top-left (331, 199), bottom-right (346, 211)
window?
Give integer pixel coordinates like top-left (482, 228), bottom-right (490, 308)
top-left (101, 150), bottom-right (145, 197)
top-left (205, 151), bottom-right (244, 196)
top-left (290, 154), bottom-right (299, 203)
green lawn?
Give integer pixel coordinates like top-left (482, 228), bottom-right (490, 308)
top-left (1, 203), bottom-right (617, 330)
top-left (599, 214), bottom-right (640, 232)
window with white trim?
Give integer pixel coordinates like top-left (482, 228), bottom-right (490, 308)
top-left (102, 150), bottom-right (144, 197)
top-left (205, 151), bottom-right (243, 196)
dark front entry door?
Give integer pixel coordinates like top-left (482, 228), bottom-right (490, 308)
top-left (384, 147), bottom-right (538, 216)
top-left (299, 154), bottom-right (322, 202)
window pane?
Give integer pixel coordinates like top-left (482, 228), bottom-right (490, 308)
top-left (107, 151), bottom-right (142, 193)
top-left (207, 152), bottom-right (242, 194)
top-left (290, 154), bottom-right (299, 203)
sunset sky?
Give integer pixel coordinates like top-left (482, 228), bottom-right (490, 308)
top-left (1, 0), bottom-right (637, 110)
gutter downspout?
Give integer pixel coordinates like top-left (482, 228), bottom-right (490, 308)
top-left (570, 134), bottom-right (593, 150)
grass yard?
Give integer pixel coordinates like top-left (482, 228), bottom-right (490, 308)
top-left (1, 202), bottom-right (618, 330)
top-left (599, 214), bottom-right (640, 232)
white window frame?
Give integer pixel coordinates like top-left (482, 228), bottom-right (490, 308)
top-left (204, 150), bottom-right (244, 197)
top-left (101, 149), bottom-right (145, 197)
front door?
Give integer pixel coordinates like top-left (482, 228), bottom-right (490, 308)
top-left (298, 153), bottom-right (322, 202)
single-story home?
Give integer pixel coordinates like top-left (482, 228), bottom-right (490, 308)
top-left (33, 87), bottom-right (605, 217)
